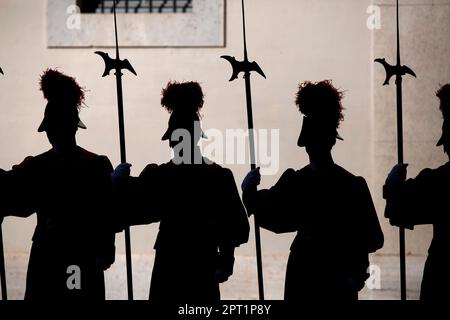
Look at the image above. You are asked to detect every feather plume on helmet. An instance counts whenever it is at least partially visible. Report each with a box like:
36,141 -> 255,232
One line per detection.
160,81 -> 206,141
38,69 -> 87,132
295,80 -> 345,146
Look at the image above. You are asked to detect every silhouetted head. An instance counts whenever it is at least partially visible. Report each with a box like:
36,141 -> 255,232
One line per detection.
436,84 -> 450,154
295,80 -> 344,158
160,81 -> 206,148
38,69 -> 86,152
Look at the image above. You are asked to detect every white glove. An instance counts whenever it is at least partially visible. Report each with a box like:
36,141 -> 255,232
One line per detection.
111,163 -> 132,183
386,163 -> 408,186
241,167 -> 261,192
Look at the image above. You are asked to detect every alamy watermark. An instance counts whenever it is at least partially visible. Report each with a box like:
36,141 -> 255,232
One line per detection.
169,122 -> 280,175
367,5 -> 381,30
366,264 -> 381,290
66,5 -> 81,30
66,265 -> 81,290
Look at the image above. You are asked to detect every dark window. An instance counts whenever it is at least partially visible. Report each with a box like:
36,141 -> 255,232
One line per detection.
76,0 -> 193,13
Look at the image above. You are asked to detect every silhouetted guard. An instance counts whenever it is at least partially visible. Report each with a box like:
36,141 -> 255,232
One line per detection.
221,0 -> 266,300
374,0 -> 416,301
95,0 -> 137,300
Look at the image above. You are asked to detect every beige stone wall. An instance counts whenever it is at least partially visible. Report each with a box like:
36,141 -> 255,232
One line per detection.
0,0 -> 448,263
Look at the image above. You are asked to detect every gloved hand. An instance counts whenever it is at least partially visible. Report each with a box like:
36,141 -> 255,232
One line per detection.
241,167 -> 261,192
386,163 -> 408,186
111,163 -> 132,184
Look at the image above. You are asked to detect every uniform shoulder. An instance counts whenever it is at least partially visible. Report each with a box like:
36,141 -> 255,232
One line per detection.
334,164 -> 357,178
198,162 -> 239,185
199,159 -> 229,173
416,167 -> 434,177
201,157 -> 221,169
281,168 -> 298,178
428,162 -> 450,175
140,163 -> 160,178
271,168 -> 298,186
288,167 -> 300,174
414,165 -> 448,182
78,146 -> 105,160
12,156 -> 36,171
12,150 -> 53,170
207,163 -> 235,180
78,147 -> 112,169
333,165 -> 370,187
144,163 -> 160,170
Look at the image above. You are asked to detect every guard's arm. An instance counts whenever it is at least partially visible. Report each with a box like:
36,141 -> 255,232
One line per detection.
243,169 -> 299,234
0,158 -> 37,218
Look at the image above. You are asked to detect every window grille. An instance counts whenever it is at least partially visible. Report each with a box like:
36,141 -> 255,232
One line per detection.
76,0 -> 193,14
